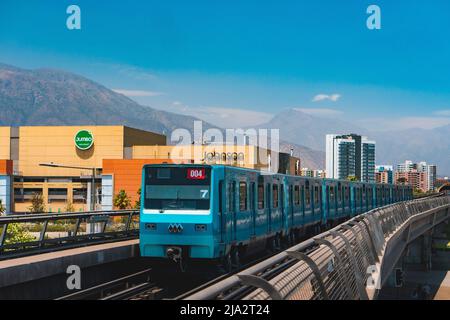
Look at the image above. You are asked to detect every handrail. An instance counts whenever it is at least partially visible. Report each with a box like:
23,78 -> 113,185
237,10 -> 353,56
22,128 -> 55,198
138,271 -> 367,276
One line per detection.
0,210 -> 140,259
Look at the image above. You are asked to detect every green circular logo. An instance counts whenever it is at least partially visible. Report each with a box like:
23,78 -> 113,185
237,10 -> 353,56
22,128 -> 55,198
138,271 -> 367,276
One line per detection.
75,130 -> 94,150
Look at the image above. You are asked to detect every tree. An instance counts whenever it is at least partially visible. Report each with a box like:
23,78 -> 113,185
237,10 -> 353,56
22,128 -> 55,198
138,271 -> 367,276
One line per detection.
413,188 -> 424,198
397,177 -> 407,185
65,200 -> 75,213
0,199 -> 5,215
347,175 -> 358,182
28,192 -> 46,213
134,188 -> 141,210
113,189 -> 131,210
4,223 -> 35,246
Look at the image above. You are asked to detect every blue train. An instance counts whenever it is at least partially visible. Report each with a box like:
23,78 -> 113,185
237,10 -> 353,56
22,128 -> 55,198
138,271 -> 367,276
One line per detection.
139,164 -> 412,269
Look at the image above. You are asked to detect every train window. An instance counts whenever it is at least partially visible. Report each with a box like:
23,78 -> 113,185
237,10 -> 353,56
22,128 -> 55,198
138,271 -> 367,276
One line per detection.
258,183 -> 264,209
338,185 -> 342,202
330,186 -> 335,201
345,186 -> 349,201
144,166 -> 212,211
294,185 -> 300,205
273,184 -> 279,208
239,182 -> 247,211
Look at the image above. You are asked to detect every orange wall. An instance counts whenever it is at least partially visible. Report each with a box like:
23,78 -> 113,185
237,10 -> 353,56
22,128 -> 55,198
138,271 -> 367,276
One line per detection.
103,159 -> 191,207
0,160 -> 13,175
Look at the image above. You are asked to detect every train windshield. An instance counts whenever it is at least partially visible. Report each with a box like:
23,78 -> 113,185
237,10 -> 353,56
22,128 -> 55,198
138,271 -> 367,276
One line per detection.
144,167 -> 211,211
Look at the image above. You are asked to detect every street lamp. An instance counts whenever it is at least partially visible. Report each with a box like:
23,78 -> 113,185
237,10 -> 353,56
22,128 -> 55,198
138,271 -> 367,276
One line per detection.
39,163 -> 99,211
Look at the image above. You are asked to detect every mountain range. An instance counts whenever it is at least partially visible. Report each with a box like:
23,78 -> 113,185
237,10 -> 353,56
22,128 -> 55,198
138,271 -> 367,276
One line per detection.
0,63 -> 448,175
0,63 -> 210,134
255,108 -> 449,176
0,63 -> 323,169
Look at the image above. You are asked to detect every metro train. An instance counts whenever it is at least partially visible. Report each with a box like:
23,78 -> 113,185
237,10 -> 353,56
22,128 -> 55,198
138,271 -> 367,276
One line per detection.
139,164 -> 412,269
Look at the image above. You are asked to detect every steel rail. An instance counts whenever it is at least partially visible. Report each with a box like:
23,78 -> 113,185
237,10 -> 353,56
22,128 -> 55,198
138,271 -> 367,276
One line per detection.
56,268 -> 153,300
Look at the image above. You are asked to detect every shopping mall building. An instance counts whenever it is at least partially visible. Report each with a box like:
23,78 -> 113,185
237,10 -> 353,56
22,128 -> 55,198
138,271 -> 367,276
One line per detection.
0,126 -> 300,214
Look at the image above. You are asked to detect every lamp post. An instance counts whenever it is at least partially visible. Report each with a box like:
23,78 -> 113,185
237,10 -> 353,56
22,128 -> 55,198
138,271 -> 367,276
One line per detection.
39,163 -> 99,211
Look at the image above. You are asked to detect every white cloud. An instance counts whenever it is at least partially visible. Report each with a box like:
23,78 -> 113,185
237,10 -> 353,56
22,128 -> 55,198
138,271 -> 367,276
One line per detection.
113,89 -> 164,97
193,106 -> 273,127
160,104 -> 273,127
433,109 -> 450,116
90,62 -> 158,81
294,108 -> 343,116
358,116 -> 450,131
312,93 -> 341,102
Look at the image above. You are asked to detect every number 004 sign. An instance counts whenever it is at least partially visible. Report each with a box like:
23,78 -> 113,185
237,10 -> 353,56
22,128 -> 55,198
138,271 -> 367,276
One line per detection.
187,168 -> 206,180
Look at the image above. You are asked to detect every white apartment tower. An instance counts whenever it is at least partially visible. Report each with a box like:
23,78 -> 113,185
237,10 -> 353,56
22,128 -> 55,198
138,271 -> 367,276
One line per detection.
326,133 -> 376,183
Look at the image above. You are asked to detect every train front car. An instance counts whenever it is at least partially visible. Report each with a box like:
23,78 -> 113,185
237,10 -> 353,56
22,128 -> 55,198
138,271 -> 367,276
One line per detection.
140,164 -> 221,265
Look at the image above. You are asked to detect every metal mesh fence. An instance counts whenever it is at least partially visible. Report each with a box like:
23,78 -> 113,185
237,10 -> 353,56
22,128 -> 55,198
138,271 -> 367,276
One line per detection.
239,196 -> 450,300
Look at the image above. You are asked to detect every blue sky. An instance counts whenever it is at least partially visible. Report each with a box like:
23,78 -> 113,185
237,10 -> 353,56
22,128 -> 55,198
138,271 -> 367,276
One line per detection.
1,0 -> 450,129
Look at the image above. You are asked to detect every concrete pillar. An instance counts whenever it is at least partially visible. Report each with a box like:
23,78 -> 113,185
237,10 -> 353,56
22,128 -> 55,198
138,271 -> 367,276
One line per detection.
101,175 -> 114,211
422,231 -> 432,271
67,183 -> 73,205
42,182 -> 49,212
0,175 -> 11,214
86,182 -> 91,211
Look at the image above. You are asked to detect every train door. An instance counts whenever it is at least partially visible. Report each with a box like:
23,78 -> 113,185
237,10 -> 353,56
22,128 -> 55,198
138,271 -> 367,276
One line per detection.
325,184 -> 330,221
350,185 -> 356,216
289,184 -> 294,230
266,183 -> 271,233
230,181 -> 237,241
362,185 -> 366,212
250,182 -> 256,237
301,184 -> 306,223
280,183 -> 285,233
219,180 -> 225,243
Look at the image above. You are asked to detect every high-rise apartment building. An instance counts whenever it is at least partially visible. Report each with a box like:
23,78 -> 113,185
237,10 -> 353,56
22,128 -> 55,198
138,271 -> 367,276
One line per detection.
395,160 -> 437,192
300,168 -> 326,178
326,133 -> 376,182
375,165 -> 393,184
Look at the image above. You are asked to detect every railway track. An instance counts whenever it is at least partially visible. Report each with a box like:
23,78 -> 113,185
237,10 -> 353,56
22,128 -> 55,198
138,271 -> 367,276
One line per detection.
55,248 -> 292,300
56,268 -> 164,300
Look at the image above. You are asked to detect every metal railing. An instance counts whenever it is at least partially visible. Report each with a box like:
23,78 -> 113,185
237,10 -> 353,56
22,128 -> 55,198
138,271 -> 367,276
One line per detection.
183,195 -> 450,300
0,210 -> 139,260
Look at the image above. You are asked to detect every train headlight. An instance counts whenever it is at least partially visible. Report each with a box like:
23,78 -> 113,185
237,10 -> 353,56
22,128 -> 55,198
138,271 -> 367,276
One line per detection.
195,224 -> 207,232
145,223 -> 156,230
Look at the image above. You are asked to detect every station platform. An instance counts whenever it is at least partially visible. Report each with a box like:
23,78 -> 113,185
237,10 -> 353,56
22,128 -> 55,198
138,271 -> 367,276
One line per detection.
0,240 -> 140,295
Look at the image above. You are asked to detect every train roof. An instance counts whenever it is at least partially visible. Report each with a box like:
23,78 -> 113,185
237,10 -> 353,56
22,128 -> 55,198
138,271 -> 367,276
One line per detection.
142,163 -> 409,189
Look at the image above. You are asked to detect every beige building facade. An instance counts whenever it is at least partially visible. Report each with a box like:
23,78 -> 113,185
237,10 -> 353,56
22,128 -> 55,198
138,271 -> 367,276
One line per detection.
0,126 -> 165,213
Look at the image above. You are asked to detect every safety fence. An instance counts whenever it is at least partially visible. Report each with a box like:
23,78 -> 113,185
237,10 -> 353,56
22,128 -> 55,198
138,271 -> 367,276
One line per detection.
184,195 -> 450,300
0,210 -> 139,259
